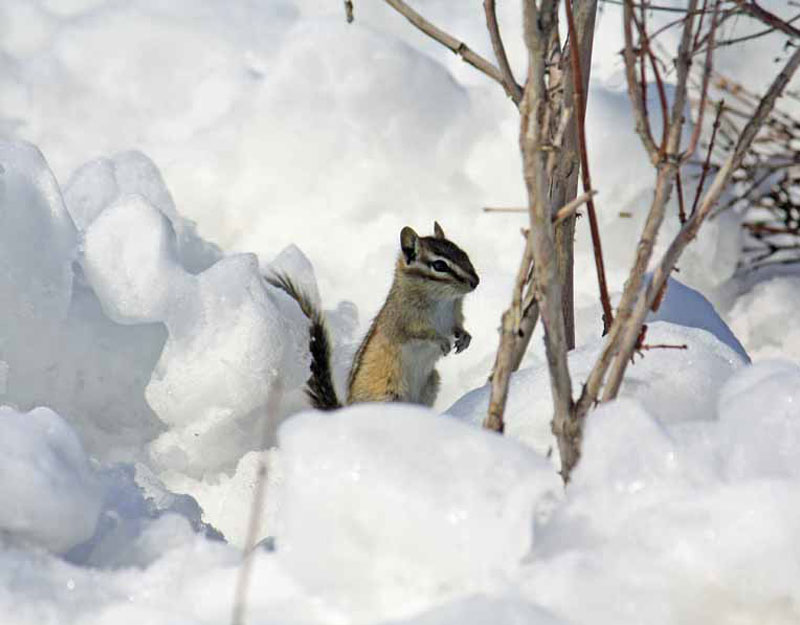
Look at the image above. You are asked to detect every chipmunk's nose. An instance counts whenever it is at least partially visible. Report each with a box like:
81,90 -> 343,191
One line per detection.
469,274 -> 480,290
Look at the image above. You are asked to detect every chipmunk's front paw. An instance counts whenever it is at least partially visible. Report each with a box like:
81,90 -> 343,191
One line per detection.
454,328 -> 471,354
437,335 -> 452,356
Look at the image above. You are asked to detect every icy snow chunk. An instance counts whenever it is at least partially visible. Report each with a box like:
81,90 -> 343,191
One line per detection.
147,254 -> 290,428
727,275 -> 800,362
718,360 -> 800,480
0,405 -> 101,553
66,150 -> 222,273
649,277 -> 749,362
66,463 -> 223,568
448,322 -> 746,459
80,186 -> 301,475
275,404 -> 559,617
0,140 -> 165,465
146,253 -> 303,476
161,449 -> 278,549
82,195 -> 186,323
0,140 -> 77,326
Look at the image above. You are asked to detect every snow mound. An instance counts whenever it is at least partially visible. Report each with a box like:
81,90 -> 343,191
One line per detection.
447,321 -> 747,460
526,389 -> 800,625
718,359 -> 800,480
65,150 -> 221,273
0,140 -> 165,463
275,403 -> 560,619
649,277 -> 749,362
0,140 -> 77,382
82,194 -> 185,323
727,275 -> 800,362
79,190 -> 310,477
0,405 -> 101,553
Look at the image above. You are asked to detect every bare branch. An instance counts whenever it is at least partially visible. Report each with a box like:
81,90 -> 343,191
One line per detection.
603,43 -> 800,400
485,238 -> 534,433
733,0 -> 800,39
521,0 -> 577,482
683,0 -> 719,161
383,0 -> 507,90
691,100 -> 724,216
554,190 -> 597,223
623,0 -> 661,160
483,189 -> 596,219
565,0 -> 613,334
483,0 -> 524,104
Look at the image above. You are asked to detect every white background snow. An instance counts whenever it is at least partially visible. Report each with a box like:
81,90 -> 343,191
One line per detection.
0,1 -> 799,624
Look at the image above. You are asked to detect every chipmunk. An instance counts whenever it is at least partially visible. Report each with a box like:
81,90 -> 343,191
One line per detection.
267,222 -> 479,409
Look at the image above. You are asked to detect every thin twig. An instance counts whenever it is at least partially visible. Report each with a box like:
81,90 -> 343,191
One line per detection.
676,170 -> 687,223
691,100 -> 724,216
733,0 -> 800,39
633,3 -> 670,152
484,189 -> 596,219
683,0 -> 719,161
484,0 -> 523,104
554,190 -> 597,223
231,378 -> 283,625
565,0 -> 613,333
604,43 -> 800,400
623,0 -> 660,160
575,0 -> 699,418
383,0 -> 506,89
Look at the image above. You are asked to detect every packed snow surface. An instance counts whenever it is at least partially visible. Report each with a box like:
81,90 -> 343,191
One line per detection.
0,0 -> 799,623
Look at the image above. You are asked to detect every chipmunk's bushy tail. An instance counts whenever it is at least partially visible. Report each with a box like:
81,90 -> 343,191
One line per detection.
265,273 -> 341,410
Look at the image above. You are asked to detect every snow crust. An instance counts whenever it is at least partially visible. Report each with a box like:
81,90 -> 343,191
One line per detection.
0,0 -> 798,623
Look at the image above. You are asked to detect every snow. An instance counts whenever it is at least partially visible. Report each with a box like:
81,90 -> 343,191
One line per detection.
0,0 -> 798,623
448,321 -> 747,461
727,275 -> 800,362
275,404 -> 560,619
0,406 -> 101,554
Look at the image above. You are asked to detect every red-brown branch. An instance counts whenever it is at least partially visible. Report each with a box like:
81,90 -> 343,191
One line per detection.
690,100 -> 724,216
565,0 -> 614,334
733,0 -> 800,40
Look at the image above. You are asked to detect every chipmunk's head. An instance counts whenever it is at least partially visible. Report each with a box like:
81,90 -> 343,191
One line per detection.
399,222 -> 479,298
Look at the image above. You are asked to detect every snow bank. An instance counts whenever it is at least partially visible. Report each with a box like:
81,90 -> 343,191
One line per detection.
79,190 -> 310,477
275,404 -> 560,619
523,364 -> 800,625
718,359 -> 800,480
448,320 -> 747,460
0,406 -> 101,553
0,140 -> 166,463
727,275 -> 800,362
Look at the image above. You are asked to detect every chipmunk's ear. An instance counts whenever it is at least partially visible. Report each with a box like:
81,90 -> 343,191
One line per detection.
400,226 -> 419,263
433,221 -> 446,240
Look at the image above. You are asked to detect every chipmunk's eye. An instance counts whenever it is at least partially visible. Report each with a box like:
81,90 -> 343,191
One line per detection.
430,260 -> 449,273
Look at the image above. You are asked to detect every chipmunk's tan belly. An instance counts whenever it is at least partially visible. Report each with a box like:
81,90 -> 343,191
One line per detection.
347,333 -> 440,404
